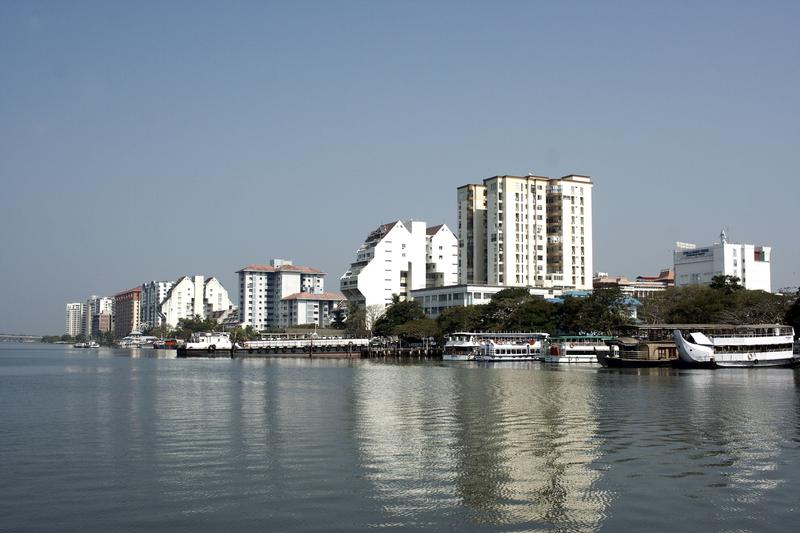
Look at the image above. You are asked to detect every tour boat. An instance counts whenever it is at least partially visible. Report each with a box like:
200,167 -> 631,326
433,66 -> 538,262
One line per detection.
599,337 -> 678,368
471,332 -> 549,362
442,332 -> 481,361
72,341 -> 100,348
673,324 -> 796,368
543,335 -> 613,364
177,332 -> 235,358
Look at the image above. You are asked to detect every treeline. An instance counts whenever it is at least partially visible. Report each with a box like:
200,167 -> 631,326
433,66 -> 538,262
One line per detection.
344,276 -> 800,342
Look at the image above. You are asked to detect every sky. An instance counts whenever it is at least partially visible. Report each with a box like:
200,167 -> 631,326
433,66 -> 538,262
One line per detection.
1,1 -> 799,334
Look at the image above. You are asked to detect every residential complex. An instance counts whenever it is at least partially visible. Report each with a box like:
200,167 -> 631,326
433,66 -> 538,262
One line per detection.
340,220 -> 458,311
65,303 -> 85,336
674,231 -> 771,292
238,259 -> 326,330
159,275 -> 233,327
457,174 -> 593,291
84,295 -> 114,337
278,292 -> 346,328
113,287 -> 141,338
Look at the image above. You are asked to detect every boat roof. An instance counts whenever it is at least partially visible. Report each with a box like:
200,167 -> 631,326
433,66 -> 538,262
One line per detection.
551,335 -> 615,340
449,331 -> 549,338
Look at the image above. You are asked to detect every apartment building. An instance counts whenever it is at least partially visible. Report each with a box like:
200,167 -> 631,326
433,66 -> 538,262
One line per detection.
238,259 -> 326,330
457,174 -> 593,290
140,280 -> 174,329
278,292 -> 346,328
159,275 -> 233,327
340,220 -> 458,312
65,302 -> 85,336
84,295 -> 114,337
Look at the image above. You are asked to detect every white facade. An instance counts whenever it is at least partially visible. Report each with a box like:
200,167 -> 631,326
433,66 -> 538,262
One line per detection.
238,259 -> 326,330
340,221 -> 458,312
674,233 -> 771,292
140,281 -> 174,329
458,174 -> 593,291
278,292 -> 346,327
65,302 -> 85,336
411,284 -> 563,318
160,275 -> 233,327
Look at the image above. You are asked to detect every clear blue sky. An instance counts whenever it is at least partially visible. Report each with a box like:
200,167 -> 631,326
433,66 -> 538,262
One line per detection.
1,1 -> 798,334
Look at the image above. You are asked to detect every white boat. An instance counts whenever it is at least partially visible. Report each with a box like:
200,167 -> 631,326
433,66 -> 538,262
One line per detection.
117,331 -> 158,348
673,324 -> 795,368
471,332 -> 549,362
543,336 -> 613,363
442,332 -> 481,361
72,341 -> 99,348
177,331 -> 235,357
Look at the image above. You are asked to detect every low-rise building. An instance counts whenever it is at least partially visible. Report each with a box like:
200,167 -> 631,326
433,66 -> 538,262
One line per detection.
410,284 -> 564,318
278,291 -> 347,328
593,269 -> 674,298
674,231 -> 771,292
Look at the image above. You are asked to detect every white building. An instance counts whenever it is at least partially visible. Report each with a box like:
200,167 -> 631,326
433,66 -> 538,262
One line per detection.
410,284 -> 564,318
458,174 -> 593,291
140,281 -> 174,329
65,302 -> 85,336
278,292 -> 347,328
238,259 -> 326,330
673,231 -> 771,292
160,275 -> 233,327
340,220 -> 458,312
84,295 -> 114,337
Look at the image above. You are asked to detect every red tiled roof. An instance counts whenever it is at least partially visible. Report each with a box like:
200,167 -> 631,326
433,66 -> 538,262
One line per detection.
114,286 -> 142,297
238,264 -> 325,275
282,291 -> 346,302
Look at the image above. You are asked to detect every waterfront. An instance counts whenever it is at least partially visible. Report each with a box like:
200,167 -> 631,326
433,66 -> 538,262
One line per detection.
2,344 -> 800,532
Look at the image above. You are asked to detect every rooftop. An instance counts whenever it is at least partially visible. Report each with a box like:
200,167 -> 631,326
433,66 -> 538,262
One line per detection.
238,264 -> 325,275
282,291 -> 346,302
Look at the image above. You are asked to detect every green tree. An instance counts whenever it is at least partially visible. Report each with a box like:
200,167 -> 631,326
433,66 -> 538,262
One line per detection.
394,318 -> 441,341
504,297 -> 557,333
175,315 -> 221,340
344,304 -> 368,336
437,305 -> 484,335
331,306 -> 347,329
479,288 -> 533,330
709,275 -> 744,294
784,289 -> 800,339
372,295 -> 425,337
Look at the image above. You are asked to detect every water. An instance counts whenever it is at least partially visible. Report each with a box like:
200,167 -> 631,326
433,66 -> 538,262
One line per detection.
2,344 -> 799,532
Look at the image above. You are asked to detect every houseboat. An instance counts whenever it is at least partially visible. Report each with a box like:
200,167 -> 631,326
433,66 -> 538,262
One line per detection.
673,324 -> 796,368
470,332 -> 550,362
599,324 -> 679,368
543,335 -> 613,364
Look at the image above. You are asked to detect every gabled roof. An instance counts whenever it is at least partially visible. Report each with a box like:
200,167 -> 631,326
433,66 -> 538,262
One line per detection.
426,224 -> 444,235
282,291 -> 346,302
238,264 -> 325,275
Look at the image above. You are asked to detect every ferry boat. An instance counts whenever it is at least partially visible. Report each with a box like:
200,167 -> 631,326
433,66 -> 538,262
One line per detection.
177,332 -> 235,358
73,341 -> 100,348
117,331 -> 158,348
543,335 -> 613,364
673,324 -> 796,368
471,332 -> 549,362
442,332 -> 481,361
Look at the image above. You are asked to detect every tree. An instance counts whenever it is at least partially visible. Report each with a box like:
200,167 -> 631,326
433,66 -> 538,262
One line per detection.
226,325 -> 260,341
504,297 -> 556,333
372,295 -> 425,337
394,318 -> 441,342
175,315 -> 221,340
437,305 -> 484,335
331,306 -> 347,329
365,304 -> 387,332
479,288 -> 533,330
710,275 -> 744,294
345,305 -> 368,336
784,289 -> 800,339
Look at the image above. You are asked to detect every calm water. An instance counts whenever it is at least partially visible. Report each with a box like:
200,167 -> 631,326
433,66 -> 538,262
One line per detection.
2,344 -> 800,532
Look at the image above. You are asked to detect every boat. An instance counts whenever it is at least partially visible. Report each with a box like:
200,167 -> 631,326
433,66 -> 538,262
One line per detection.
117,331 -> 158,348
72,341 -> 100,348
442,332 -> 481,361
543,335 -> 613,363
177,332 -> 235,358
471,332 -> 549,362
600,337 -> 678,367
152,338 -> 178,350
673,324 -> 796,368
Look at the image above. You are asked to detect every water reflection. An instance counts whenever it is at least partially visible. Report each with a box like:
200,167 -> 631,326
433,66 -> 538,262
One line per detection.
354,363 -> 610,529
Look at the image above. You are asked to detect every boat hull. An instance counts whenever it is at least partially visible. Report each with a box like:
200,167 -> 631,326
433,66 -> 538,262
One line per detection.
673,330 -> 797,368
442,354 -> 474,361
597,354 -> 677,368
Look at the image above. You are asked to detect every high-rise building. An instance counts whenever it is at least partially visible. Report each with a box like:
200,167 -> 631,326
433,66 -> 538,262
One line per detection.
340,220 -> 458,311
238,259 -> 326,330
673,231 -> 771,292
84,295 -> 113,337
457,174 -> 593,290
140,281 -> 174,329
159,275 -> 233,327
65,303 -> 85,336
114,287 -> 141,338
